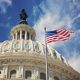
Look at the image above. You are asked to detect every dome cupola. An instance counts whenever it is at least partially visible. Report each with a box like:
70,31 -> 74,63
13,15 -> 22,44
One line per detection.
10,9 -> 36,40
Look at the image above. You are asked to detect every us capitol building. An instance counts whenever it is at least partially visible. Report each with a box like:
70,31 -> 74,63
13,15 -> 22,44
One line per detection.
0,9 -> 80,80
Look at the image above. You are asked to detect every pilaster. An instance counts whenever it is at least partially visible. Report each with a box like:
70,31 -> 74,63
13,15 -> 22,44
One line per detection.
3,66 -> 8,79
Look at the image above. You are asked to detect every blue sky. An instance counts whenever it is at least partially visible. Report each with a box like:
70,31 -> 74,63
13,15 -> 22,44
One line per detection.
0,0 -> 80,73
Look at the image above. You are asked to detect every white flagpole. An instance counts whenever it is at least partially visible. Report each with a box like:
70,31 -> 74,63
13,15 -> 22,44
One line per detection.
44,27 -> 48,80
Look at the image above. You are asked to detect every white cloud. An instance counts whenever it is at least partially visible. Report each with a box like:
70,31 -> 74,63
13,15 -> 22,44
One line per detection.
72,14 -> 80,23
0,0 -> 12,13
68,52 -> 80,73
33,0 -> 80,46
72,0 -> 80,7
33,0 -> 80,73
33,1 -> 73,44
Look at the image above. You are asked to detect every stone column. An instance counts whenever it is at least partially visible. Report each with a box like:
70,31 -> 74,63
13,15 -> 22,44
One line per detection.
49,71 -> 53,80
29,33 -> 31,39
20,30 -> 22,40
12,35 -> 14,40
3,66 -> 8,79
18,66 -> 23,78
16,32 -> 17,40
25,31 -> 27,40
32,68 -> 39,79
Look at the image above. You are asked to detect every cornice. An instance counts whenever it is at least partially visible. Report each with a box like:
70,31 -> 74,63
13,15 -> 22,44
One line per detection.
0,54 -> 79,80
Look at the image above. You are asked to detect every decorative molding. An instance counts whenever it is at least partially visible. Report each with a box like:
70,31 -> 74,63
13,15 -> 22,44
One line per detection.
0,54 -> 79,80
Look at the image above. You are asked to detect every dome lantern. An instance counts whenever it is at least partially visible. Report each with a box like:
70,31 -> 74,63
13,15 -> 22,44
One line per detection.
10,9 -> 36,41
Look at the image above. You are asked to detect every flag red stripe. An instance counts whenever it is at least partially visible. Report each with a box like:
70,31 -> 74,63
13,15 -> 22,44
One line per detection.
57,29 -> 66,35
46,29 -> 72,43
62,31 -> 69,36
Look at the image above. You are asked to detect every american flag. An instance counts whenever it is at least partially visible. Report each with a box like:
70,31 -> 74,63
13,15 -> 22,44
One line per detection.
46,29 -> 73,43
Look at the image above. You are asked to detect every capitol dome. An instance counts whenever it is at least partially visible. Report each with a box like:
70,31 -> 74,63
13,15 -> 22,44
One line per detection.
0,10 -> 80,80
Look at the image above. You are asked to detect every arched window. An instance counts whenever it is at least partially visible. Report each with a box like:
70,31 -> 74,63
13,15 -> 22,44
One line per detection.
40,73 -> 46,80
3,42 -> 9,52
31,35 -> 35,41
22,31 -> 25,39
25,70 -> 31,79
34,43 -> 39,52
24,43 -> 29,49
17,31 -> 20,40
10,70 -> 16,79
54,76 -> 59,80
14,43 -> 19,49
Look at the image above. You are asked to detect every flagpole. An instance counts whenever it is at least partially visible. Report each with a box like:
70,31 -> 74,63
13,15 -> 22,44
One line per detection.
44,27 -> 48,80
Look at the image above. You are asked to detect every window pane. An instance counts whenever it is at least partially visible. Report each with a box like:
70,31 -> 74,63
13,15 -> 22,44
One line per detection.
14,43 -> 19,49
35,44 -> 39,50
24,43 -> 29,49
40,73 -> 46,80
25,70 -> 31,79
17,31 -> 20,40
22,31 -> 25,39
10,70 -> 16,79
